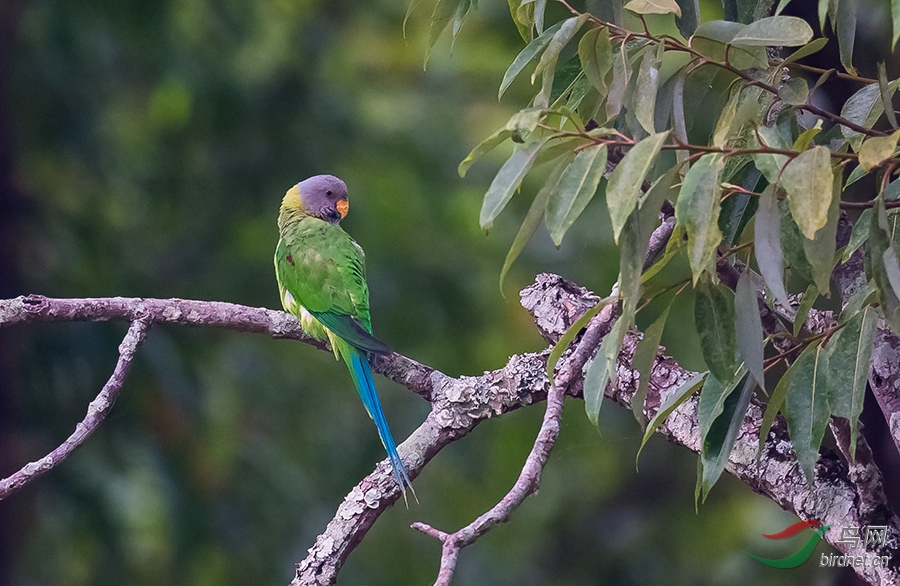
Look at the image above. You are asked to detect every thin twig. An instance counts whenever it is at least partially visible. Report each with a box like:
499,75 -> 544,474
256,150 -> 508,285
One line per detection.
0,318 -> 150,501
411,299 -> 615,586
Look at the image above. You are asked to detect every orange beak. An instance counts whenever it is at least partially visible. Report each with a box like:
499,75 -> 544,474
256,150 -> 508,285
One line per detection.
336,199 -> 349,219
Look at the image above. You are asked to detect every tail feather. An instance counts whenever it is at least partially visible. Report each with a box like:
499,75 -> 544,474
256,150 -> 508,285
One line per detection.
345,348 -> 416,504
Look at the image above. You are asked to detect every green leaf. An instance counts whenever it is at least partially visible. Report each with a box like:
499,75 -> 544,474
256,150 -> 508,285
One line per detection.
780,146 -> 833,240
507,0 -> 532,42
499,154 -> 572,294
695,277 -> 737,383
758,351 -> 793,453
480,140 -> 546,231
735,270 -> 766,392
638,371 -> 707,460
689,21 -> 768,70
607,131 -> 670,243
698,369 -> 753,501
818,0 -> 829,33
779,77 -> 809,106
620,165 -> 681,314
841,83 -> 896,151
545,144 -> 608,246
754,185 -> 792,310
800,166 -> 840,292
459,127 -> 513,178
449,0 -> 473,51
534,0 -> 547,34
675,153 -> 725,282
578,27 -> 613,95
826,305 -> 877,461
624,0 -> 682,16
635,43 -> 664,134
780,198 -> 815,287
506,107 -> 548,143
499,21 -> 564,100
836,0 -> 858,75
425,0 -> 463,67
606,39 -> 631,121
893,0 -> 900,50
878,62 -> 898,129
793,283 -> 819,337
791,121 -> 822,152
841,208 -> 872,263
546,295 -> 616,384
584,314 -> 630,426
858,130 -> 900,171
751,125 -> 789,185
782,342 -> 830,483
631,305 -> 671,429
870,196 -> 900,335
534,14 -> 590,108
781,38 -> 828,65
730,16 -> 814,47
712,86 -> 741,149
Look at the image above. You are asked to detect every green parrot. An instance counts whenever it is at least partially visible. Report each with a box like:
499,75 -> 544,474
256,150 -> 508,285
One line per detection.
274,174 -> 414,502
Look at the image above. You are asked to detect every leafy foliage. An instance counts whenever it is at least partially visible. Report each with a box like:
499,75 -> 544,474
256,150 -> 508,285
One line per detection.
438,0 -> 900,494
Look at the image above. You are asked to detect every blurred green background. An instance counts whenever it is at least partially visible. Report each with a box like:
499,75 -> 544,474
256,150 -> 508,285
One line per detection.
0,0 -> 877,584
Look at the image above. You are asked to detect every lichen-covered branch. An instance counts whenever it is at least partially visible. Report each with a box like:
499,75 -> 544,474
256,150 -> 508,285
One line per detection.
2,265 -> 898,586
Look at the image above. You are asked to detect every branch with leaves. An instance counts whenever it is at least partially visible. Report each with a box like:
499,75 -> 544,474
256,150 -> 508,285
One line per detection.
3,260 -> 899,584
429,0 -> 900,518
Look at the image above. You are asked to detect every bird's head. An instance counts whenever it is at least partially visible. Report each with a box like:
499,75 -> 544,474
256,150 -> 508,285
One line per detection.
286,174 -> 349,224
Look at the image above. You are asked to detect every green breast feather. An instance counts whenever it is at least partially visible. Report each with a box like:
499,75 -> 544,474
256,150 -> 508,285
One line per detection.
275,216 -> 390,355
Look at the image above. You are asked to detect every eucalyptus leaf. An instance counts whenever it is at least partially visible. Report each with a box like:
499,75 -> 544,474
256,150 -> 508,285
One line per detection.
607,131 -> 670,243
836,0 -> 858,75
735,270 -> 766,392
779,77 -> 809,106
499,154 -> 572,294
698,370 -> 753,501
754,185 -> 792,311
638,371 -> 707,461
858,130 -> 900,171
870,196 -> 900,335
780,146 -> 833,240
546,144 -> 608,245
480,141 -> 546,231
499,21 -> 564,100
800,166 -> 840,292
695,277 -> 737,384
841,83 -> 895,151
624,0 -> 682,16
631,305 -> 671,429
578,27 -> 613,94
459,127 -> 514,177
782,342 -> 830,483
635,43 -> 664,134
584,315 -> 630,427
826,305 -> 877,461
674,153 -> 725,282
730,16 -> 814,47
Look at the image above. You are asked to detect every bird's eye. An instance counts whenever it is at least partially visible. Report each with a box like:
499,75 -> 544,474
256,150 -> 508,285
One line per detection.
326,190 -> 333,196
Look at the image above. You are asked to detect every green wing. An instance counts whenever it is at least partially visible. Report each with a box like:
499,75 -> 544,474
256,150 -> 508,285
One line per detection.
275,217 -> 390,354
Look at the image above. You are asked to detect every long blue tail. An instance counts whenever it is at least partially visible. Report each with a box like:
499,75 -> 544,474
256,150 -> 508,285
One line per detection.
345,349 -> 415,503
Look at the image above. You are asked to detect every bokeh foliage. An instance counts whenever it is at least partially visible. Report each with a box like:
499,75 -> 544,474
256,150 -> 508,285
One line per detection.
0,0 -> 875,584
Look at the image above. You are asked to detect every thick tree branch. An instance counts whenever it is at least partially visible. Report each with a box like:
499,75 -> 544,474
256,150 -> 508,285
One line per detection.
2,263 -> 899,586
